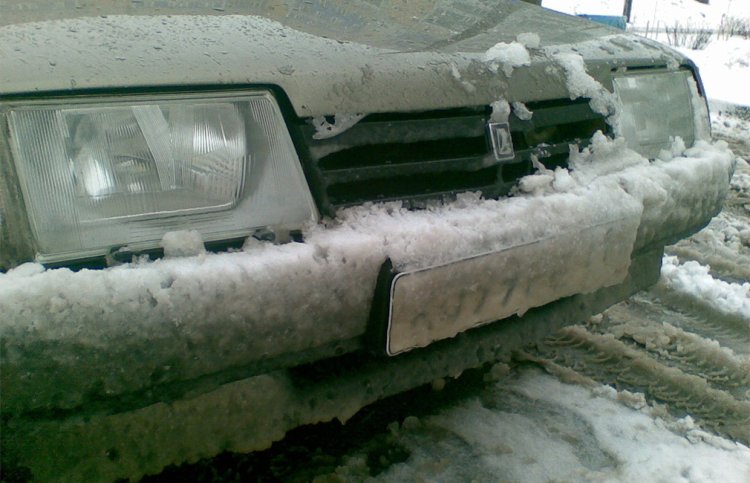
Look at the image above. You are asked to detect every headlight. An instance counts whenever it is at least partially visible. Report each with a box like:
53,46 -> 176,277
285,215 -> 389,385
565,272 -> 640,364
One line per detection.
613,70 -> 710,159
2,91 -> 317,265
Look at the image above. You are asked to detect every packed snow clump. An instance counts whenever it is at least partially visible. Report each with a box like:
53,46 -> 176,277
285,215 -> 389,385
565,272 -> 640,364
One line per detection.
656,137 -> 688,162
516,131 -> 646,195
511,101 -> 533,121
161,230 -> 206,258
553,52 -> 619,119
483,41 -> 531,77
490,99 -> 511,123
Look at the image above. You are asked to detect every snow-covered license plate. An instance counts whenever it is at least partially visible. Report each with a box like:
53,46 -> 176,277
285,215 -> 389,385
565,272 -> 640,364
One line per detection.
385,219 -> 638,356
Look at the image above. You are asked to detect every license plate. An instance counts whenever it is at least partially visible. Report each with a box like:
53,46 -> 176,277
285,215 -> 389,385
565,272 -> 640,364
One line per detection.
385,218 -> 638,355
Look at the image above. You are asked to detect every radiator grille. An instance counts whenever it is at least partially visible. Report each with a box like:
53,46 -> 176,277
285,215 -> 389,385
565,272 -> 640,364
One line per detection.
295,100 -> 607,216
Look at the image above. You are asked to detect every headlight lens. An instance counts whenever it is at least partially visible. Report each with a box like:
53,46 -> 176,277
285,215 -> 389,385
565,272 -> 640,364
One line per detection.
6,91 -> 317,263
613,70 -> 710,159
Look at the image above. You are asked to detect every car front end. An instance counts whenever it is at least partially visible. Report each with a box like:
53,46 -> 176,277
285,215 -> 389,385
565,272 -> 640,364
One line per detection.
0,2 -> 736,480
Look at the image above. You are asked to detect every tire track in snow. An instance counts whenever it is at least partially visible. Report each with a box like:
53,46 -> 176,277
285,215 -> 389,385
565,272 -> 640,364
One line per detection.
627,292 -> 750,357
601,304 -> 750,399
529,325 -> 750,445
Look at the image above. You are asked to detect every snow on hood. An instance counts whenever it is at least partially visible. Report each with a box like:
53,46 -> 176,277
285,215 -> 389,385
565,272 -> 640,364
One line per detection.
0,0 -> 613,50
0,4 -> 687,116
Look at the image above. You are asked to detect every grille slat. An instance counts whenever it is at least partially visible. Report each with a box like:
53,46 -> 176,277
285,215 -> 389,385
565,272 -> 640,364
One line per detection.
520,102 -> 603,129
515,143 -> 573,161
327,167 -> 501,208
316,136 -> 489,170
322,155 -> 496,185
296,99 -> 606,215
304,114 -> 488,166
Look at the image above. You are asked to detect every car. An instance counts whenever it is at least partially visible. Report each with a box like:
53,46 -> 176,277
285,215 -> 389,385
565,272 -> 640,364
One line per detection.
0,1 -> 736,480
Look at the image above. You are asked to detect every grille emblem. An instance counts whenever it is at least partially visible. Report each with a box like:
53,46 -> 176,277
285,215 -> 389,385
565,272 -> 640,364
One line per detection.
488,122 -> 514,161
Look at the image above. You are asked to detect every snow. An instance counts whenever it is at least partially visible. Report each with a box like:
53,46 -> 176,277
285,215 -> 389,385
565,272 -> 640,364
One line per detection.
517,154 -> 576,195
3,2 -> 750,478
161,230 -> 206,258
483,41 -> 531,77
511,101 -> 533,121
659,256 -> 750,321
678,38 -> 750,107
657,136 -> 688,162
348,368 -> 750,483
552,52 -> 618,118
568,131 -> 646,181
713,110 -> 750,147
450,62 -> 477,93
733,168 -> 750,194
490,99 -> 511,123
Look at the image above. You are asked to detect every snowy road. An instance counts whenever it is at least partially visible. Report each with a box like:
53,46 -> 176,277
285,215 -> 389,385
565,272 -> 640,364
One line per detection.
145,115 -> 750,482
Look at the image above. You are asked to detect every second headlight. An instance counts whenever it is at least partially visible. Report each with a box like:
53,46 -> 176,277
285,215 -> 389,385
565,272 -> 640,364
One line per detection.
613,70 -> 710,159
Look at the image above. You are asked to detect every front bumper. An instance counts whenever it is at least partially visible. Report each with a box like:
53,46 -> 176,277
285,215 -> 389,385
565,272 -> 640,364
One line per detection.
0,138 -> 735,418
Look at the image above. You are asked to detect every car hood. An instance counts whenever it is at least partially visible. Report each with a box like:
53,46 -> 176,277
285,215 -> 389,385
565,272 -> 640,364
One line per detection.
0,1 -> 686,117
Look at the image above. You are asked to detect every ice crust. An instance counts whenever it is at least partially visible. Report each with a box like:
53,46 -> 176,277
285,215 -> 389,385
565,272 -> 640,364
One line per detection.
0,136 -> 735,413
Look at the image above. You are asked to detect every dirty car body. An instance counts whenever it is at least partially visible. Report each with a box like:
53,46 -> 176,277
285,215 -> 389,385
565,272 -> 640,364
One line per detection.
0,1 -> 735,480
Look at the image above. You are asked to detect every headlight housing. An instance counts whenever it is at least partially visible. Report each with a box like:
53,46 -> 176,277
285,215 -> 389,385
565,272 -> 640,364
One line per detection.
613,70 -> 710,159
1,91 -> 317,266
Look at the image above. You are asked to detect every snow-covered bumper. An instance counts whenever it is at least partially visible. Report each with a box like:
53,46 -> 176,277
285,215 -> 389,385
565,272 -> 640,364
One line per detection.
0,136 -> 736,417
